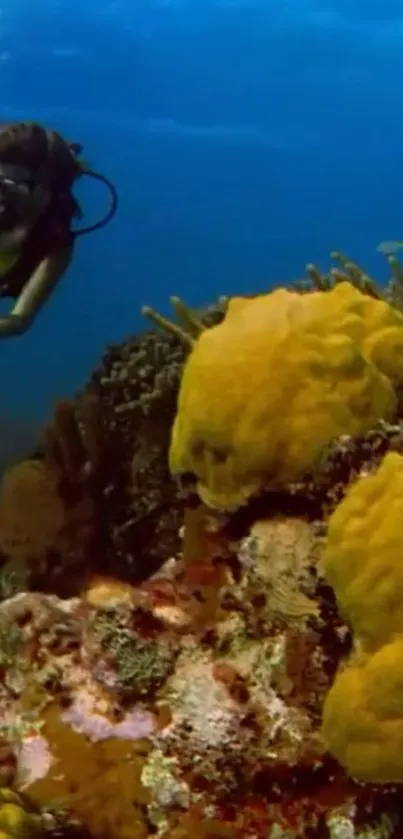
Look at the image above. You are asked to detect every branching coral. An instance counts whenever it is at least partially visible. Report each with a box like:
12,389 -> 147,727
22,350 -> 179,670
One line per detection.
294,249 -> 403,311
142,295 -> 227,346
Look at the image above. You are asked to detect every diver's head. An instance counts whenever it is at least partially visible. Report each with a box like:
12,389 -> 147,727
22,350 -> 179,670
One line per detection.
0,122 -> 118,245
0,122 -> 82,247
0,162 -> 51,248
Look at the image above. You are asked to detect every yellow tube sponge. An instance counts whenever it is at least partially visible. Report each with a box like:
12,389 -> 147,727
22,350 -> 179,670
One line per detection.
322,639 -> 403,782
321,451 -> 403,653
0,789 -> 42,837
169,282 -> 402,509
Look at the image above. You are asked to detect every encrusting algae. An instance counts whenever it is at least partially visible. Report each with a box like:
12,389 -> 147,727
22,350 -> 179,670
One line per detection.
0,247 -> 403,837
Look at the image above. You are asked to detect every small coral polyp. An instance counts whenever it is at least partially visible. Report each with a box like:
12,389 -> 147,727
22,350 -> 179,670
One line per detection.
169,282 -> 403,509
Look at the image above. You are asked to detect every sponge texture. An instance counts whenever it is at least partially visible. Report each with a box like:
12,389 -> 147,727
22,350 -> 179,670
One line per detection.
170,283 -> 402,509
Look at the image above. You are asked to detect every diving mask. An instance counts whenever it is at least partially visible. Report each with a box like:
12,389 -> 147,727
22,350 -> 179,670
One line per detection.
0,163 -> 47,231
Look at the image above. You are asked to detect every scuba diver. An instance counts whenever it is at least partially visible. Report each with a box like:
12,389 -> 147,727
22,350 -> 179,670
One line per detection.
0,121 -> 118,336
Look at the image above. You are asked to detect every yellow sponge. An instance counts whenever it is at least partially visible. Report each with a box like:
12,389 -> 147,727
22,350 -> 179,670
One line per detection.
322,639 -> 403,783
170,282 -> 402,509
0,790 -> 42,837
321,452 -> 403,781
321,451 -> 403,653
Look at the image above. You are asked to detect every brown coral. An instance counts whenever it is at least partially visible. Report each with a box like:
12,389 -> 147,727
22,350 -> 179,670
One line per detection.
0,328 -> 195,593
25,705 -> 151,839
0,458 -> 92,595
0,460 -> 65,566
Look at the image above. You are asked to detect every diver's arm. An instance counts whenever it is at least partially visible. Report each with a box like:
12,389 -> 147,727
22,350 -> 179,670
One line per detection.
0,244 -> 73,336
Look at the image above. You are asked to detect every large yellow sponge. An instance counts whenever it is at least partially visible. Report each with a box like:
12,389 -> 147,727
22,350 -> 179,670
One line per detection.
322,451 -> 403,653
169,282 -> 403,509
321,452 -> 403,781
322,639 -> 403,783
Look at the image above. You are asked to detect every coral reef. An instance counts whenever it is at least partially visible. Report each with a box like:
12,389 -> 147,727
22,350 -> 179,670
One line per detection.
0,251 -> 403,836
0,493 -> 399,838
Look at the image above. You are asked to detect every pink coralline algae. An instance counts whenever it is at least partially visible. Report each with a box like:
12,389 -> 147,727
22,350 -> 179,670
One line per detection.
15,734 -> 54,790
61,695 -> 155,742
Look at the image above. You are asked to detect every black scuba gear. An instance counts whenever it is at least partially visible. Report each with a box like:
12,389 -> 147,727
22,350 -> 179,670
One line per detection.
0,159 -> 118,236
0,123 -> 119,336
0,162 -> 41,230
72,169 -> 118,236
0,127 -> 118,302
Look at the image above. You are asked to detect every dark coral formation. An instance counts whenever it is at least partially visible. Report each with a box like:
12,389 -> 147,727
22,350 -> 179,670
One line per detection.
0,300 -> 228,598
224,419 -> 403,535
82,330 -> 188,580
0,332 -> 190,595
290,419 -> 403,511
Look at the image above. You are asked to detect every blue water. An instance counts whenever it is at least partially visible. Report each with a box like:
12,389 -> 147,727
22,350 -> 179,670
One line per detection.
0,0 -> 402,430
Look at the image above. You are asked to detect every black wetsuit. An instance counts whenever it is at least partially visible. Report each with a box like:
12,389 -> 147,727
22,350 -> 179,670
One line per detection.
0,189 -> 78,299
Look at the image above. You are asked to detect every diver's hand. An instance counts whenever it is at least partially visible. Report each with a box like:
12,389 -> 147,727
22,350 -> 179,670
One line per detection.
0,313 -> 31,336
0,245 -> 73,338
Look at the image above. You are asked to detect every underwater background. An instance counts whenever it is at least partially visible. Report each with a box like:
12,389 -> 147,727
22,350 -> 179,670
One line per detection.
0,0 -> 401,433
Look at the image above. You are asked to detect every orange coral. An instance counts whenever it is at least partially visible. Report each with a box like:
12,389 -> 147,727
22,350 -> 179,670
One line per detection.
0,398 -> 106,594
0,457 -> 93,594
0,460 -> 66,570
25,705 -> 150,839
